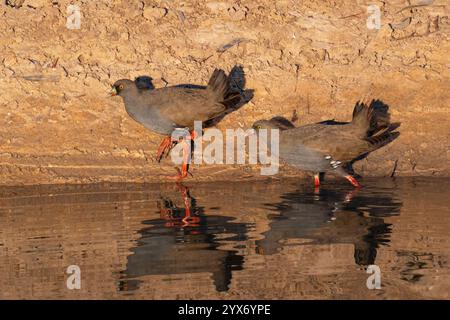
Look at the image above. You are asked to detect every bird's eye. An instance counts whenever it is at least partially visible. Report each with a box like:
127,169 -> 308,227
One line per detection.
119,84 -> 124,90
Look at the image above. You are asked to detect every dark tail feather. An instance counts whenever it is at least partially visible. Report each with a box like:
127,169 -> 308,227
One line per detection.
366,128 -> 400,151
207,69 -> 228,96
352,99 -> 391,138
222,92 -> 242,108
207,68 -> 241,108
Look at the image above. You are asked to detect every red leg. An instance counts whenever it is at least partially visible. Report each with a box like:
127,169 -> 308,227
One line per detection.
180,186 -> 196,226
167,139 -> 191,181
314,173 -> 320,194
345,175 -> 362,188
157,130 -> 196,163
156,136 -> 173,162
314,173 -> 320,187
169,183 -> 199,227
190,130 -> 198,140
165,129 -> 198,180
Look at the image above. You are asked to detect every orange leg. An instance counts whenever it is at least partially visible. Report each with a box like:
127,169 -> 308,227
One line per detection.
156,136 -> 173,162
165,130 -> 198,181
190,130 -> 198,140
172,183 -> 200,227
314,173 -> 320,194
175,183 -> 200,227
167,139 -> 191,181
158,130 -> 197,164
180,185 -> 199,227
314,173 -> 320,187
345,175 -> 362,188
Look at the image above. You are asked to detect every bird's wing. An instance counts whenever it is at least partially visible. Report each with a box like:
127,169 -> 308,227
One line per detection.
303,133 -> 372,162
281,126 -> 372,164
288,123 -> 338,139
279,133 -> 331,171
143,87 -> 226,128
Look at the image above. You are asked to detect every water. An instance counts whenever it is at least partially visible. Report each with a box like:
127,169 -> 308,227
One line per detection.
0,177 -> 449,299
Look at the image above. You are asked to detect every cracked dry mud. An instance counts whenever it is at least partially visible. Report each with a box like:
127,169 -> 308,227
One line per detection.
0,0 -> 449,185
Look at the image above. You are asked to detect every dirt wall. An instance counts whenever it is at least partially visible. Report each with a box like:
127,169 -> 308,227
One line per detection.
0,0 -> 449,185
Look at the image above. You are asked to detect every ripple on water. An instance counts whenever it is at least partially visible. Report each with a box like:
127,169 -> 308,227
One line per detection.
0,177 -> 449,299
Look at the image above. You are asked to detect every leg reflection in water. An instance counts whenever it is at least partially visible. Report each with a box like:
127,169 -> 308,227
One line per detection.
256,186 -> 401,267
157,183 -> 201,228
119,183 -> 248,293
119,181 -> 401,295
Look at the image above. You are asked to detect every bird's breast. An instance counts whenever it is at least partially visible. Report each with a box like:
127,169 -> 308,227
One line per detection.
123,101 -> 175,135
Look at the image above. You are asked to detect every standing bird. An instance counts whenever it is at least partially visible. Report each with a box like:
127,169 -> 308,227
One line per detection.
252,100 -> 399,187
111,69 -> 240,180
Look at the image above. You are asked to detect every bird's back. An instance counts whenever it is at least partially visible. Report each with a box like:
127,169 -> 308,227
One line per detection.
123,86 -> 226,134
120,68 -> 240,135
268,100 -> 397,173
279,122 -> 371,171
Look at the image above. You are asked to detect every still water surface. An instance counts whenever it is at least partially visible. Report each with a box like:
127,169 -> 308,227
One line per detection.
0,177 -> 449,299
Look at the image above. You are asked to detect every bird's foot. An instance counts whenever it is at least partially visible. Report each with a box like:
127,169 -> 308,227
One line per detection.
182,216 -> 200,227
166,165 -> 193,181
165,137 -> 193,181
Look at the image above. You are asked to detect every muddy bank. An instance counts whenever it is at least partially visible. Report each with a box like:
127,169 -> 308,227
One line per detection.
0,1 -> 449,185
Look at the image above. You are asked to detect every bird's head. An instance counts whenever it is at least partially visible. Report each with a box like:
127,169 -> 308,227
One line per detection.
252,119 -> 283,131
251,117 -> 295,136
245,119 -> 282,138
110,79 -> 135,97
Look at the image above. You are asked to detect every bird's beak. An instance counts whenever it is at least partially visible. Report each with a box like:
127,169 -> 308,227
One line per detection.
110,86 -> 117,96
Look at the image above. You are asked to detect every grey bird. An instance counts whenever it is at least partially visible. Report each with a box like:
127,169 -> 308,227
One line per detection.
252,100 -> 400,187
111,69 -> 240,180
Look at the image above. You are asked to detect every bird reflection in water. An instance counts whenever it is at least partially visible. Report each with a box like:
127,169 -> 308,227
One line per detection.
257,186 -> 401,266
119,183 -> 249,293
119,181 -> 402,294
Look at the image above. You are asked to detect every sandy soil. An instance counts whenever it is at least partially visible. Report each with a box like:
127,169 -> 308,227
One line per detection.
0,0 -> 449,185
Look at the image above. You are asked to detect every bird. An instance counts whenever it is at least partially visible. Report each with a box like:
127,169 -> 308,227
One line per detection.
111,69 -> 240,180
252,100 -> 399,187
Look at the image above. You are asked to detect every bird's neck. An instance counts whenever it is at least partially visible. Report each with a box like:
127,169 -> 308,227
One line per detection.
123,90 -> 148,114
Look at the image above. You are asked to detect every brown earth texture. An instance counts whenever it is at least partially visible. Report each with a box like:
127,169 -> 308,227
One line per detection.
0,0 -> 449,185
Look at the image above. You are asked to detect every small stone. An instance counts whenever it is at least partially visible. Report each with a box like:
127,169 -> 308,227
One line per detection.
228,5 -> 248,20
23,0 -> 46,8
6,0 -> 25,8
77,54 -> 86,64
